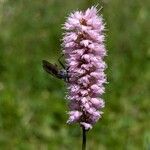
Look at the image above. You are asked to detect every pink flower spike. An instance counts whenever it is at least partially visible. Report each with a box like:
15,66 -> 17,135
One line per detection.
63,6 -> 107,130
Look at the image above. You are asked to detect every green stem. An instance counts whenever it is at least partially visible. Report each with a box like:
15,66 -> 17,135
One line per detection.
82,127 -> 86,150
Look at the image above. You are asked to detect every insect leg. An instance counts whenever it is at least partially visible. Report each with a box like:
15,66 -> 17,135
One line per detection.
58,54 -> 66,69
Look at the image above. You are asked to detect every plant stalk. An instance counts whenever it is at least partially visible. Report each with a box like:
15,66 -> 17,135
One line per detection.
82,127 -> 86,150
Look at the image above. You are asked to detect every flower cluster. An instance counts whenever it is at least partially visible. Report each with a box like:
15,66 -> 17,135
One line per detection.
62,6 -> 107,130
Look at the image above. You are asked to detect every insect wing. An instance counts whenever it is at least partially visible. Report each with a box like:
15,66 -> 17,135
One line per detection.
42,60 -> 61,79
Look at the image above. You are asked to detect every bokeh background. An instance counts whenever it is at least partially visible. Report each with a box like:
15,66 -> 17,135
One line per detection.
0,0 -> 149,149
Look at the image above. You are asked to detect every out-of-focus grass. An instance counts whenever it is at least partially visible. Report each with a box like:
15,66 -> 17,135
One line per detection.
0,0 -> 149,149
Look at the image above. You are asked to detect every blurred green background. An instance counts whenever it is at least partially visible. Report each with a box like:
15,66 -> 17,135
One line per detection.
0,0 -> 149,149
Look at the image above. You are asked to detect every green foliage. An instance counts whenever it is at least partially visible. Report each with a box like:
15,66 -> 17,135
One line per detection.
0,0 -> 149,149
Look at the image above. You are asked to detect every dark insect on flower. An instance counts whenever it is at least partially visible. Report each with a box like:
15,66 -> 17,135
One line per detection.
42,60 -> 69,82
